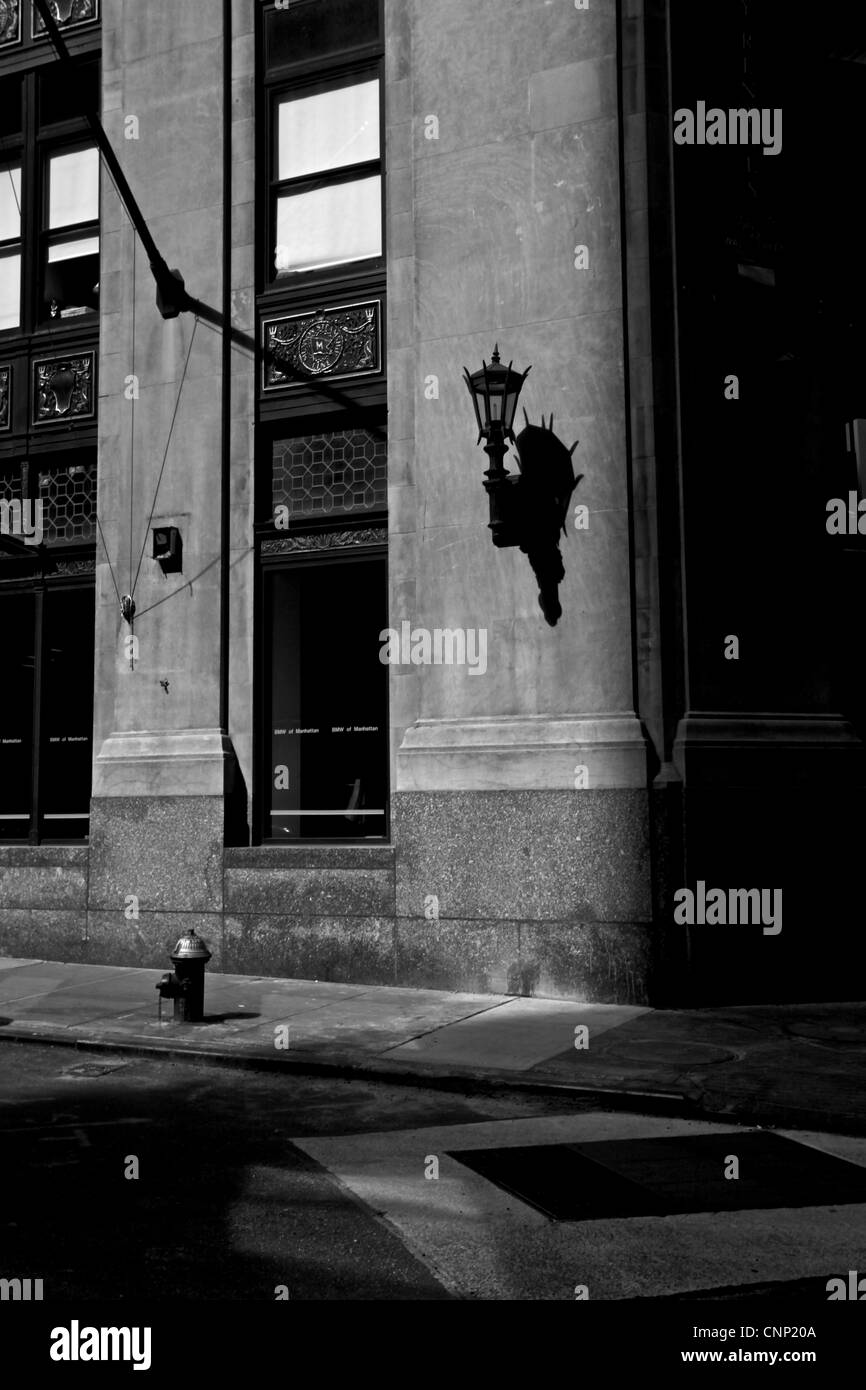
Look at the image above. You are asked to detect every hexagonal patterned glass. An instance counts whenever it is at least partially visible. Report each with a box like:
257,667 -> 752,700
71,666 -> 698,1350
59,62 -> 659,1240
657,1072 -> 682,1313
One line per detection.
37,458 -> 96,543
0,464 -> 23,508
272,429 -> 387,520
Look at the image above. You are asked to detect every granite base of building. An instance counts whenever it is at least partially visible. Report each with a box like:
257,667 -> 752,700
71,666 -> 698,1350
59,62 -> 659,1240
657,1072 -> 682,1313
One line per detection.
0,789 -> 657,1004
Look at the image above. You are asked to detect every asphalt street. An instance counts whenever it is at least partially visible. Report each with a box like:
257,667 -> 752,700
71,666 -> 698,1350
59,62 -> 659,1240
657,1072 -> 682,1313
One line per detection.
2,1042 -> 865,1302
0,1042 -> 580,1301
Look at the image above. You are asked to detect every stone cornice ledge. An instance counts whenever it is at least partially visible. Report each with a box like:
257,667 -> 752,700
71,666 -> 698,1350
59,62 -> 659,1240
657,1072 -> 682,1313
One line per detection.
396,714 -> 649,791
93,729 -> 235,798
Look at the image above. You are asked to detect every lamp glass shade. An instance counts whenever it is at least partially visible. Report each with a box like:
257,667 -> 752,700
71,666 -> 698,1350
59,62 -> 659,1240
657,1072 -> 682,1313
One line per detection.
463,348 -> 530,438
464,373 -> 485,433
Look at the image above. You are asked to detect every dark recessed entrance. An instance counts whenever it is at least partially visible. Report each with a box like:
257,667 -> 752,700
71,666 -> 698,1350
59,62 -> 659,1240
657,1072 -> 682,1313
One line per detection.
447,1132 -> 866,1222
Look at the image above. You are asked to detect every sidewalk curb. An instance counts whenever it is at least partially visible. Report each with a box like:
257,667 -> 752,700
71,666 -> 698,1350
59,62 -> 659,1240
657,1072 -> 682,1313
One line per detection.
0,1021 -> 695,1111
2,1022 -> 861,1135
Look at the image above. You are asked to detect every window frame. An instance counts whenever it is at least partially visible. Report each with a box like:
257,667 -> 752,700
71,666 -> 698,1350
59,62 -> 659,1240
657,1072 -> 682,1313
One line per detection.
253,0 -> 390,848
0,566 -> 96,845
0,51 -> 101,344
0,7 -> 100,845
265,57 -> 385,293
255,542 -> 390,847
0,161 -> 23,333
0,445 -> 97,844
257,0 -> 385,304
39,136 -> 100,323
253,410 -> 389,846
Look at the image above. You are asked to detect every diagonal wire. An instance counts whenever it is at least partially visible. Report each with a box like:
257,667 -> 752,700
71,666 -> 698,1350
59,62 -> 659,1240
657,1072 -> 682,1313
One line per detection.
130,315 -> 199,600
95,514 -> 123,608
4,162 -> 21,219
128,232 -> 137,594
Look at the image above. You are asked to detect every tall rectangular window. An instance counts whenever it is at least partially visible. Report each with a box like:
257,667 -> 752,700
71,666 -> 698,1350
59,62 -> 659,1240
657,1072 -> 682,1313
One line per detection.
40,585 -> 95,838
43,143 -> 100,320
0,0 -> 99,845
272,74 -> 382,278
0,582 -> 94,842
0,53 -> 101,339
0,592 -> 35,840
264,556 -> 388,840
0,450 -> 96,842
0,165 -> 22,331
256,1 -> 387,846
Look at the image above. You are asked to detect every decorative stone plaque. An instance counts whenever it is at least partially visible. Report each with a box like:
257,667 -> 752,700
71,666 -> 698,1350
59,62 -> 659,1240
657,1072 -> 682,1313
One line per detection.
263,300 -> 381,392
0,1 -> 21,47
32,0 -> 98,38
32,353 -> 95,425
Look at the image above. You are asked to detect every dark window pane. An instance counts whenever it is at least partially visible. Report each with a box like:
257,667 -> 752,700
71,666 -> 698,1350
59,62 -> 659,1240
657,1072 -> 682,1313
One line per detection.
265,0 -> 379,70
0,593 -> 35,839
265,558 -> 388,840
272,429 -> 387,520
40,586 -> 94,839
39,58 -> 100,126
0,75 -> 23,138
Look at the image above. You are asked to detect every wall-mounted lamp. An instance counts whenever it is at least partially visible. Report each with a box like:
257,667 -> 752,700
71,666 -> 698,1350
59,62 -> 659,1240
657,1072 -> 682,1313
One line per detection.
463,346 -> 582,626
152,525 -> 182,574
462,345 -> 531,547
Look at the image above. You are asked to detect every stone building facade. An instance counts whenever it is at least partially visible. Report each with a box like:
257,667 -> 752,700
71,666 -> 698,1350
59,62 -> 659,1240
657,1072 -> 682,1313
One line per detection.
1,0 -> 862,1005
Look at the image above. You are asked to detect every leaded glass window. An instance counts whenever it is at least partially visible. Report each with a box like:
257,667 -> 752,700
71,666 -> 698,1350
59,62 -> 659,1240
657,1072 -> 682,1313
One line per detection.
0,453 -> 95,549
36,457 -> 96,542
272,428 -> 387,521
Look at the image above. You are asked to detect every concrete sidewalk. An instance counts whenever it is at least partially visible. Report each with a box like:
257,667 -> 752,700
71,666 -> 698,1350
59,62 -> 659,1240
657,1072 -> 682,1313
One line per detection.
0,955 -> 864,1134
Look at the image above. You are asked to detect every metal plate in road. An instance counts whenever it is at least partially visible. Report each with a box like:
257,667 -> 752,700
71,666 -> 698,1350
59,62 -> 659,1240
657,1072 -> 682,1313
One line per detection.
447,1131 -> 866,1221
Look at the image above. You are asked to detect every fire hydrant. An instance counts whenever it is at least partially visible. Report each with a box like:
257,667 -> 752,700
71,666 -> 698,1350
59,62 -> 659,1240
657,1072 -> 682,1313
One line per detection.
155,928 -> 212,1023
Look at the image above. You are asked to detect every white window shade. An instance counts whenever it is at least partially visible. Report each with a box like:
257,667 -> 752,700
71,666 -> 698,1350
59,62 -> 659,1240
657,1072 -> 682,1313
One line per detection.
49,147 -> 99,229
48,235 -> 100,263
278,79 -> 379,180
276,176 -> 381,273
0,252 -> 21,330
0,167 -> 21,242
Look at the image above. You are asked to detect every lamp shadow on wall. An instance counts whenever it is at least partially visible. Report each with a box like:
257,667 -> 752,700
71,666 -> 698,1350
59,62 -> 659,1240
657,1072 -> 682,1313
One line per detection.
507,415 -> 583,628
